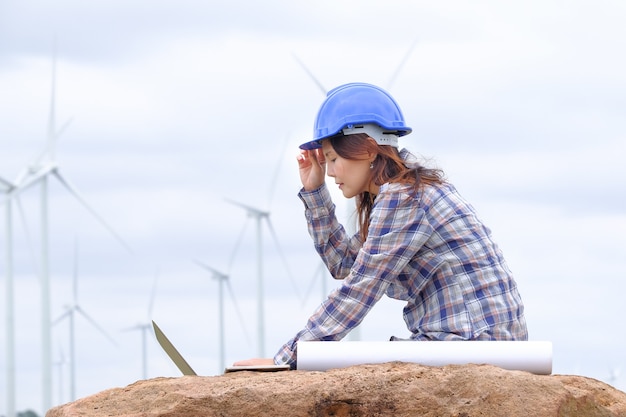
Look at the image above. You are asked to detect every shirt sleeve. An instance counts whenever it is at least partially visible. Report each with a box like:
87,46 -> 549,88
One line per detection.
298,184 -> 361,279
274,184 -> 434,368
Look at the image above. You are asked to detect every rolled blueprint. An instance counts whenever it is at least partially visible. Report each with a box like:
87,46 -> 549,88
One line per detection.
297,341 -> 552,375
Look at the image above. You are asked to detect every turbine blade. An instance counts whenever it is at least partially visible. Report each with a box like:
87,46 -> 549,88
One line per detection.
267,132 -> 290,209
72,237 -> 79,304
75,306 -> 117,346
193,259 -> 227,280
124,323 -> 148,332
34,40 -> 71,167
0,176 -> 14,191
56,117 -> 73,140
225,199 -> 270,217
12,167 -> 32,190
11,163 -> 56,194
265,217 -> 302,302
292,52 -> 327,95
227,217 -> 250,274
40,117 -> 74,163
46,41 -> 57,159
387,37 -> 418,91
52,169 -> 134,255
120,323 -> 148,333
302,262 -> 326,307
51,308 -> 72,326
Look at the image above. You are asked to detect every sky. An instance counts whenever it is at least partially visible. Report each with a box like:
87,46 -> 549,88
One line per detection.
1,0 -> 625,414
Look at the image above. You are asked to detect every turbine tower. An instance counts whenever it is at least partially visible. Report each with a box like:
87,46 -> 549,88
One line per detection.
1,176 -> 16,417
9,42 -> 132,412
123,270 -> 159,380
53,239 -> 117,401
194,261 -> 228,371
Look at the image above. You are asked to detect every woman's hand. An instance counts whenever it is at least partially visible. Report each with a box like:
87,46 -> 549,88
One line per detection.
297,149 -> 326,191
232,358 -> 275,366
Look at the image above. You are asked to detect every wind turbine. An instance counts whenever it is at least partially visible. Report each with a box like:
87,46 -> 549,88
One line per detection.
607,367 -> 621,387
8,42 -> 132,412
1,176 -> 16,417
194,260 -> 250,372
52,238 -> 117,401
123,270 -> 159,380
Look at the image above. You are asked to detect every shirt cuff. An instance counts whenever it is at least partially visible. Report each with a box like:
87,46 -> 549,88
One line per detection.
298,183 -> 334,220
273,338 -> 298,370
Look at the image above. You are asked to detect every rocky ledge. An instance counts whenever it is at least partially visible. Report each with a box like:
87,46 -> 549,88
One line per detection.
46,362 -> 626,417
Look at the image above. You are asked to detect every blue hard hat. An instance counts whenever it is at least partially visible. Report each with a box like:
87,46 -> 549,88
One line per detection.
299,82 -> 412,150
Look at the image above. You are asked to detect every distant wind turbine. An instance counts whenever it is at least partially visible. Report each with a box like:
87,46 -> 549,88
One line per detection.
607,367 -> 621,386
52,238 -> 117,401
194,260 -> 250,372
8,41 -> 133,411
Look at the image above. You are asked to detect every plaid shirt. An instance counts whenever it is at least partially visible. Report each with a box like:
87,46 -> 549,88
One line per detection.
274,156 -> 527,368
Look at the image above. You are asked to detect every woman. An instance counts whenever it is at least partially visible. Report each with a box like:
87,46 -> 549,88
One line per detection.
235,82 -> 527,369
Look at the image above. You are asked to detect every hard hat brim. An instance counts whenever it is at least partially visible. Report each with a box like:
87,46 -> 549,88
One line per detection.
299,139 -> 323,150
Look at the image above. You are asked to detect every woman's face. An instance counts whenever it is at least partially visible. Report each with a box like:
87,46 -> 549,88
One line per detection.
322,140 -> 376,198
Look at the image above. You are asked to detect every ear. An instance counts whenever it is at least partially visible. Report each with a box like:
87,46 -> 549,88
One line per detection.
365,137 -> 379,163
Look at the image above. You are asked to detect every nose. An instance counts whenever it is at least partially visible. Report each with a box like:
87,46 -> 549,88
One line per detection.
326,164 -> 335,177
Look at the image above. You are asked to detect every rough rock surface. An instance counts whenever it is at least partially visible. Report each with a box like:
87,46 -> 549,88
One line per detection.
47,362 -> 626,417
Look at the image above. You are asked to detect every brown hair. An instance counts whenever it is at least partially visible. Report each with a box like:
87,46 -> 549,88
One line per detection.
328,133 -> 445,241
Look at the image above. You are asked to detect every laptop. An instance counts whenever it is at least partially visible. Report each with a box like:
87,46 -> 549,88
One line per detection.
152,320 -> 290,375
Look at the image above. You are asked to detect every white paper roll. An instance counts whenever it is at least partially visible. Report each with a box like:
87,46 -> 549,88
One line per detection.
297,341 -> 552,375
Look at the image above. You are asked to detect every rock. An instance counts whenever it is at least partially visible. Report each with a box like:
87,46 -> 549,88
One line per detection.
46,362 -> 626,417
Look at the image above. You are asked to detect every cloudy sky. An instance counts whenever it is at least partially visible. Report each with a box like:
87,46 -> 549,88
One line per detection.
1,0 -> 625,414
